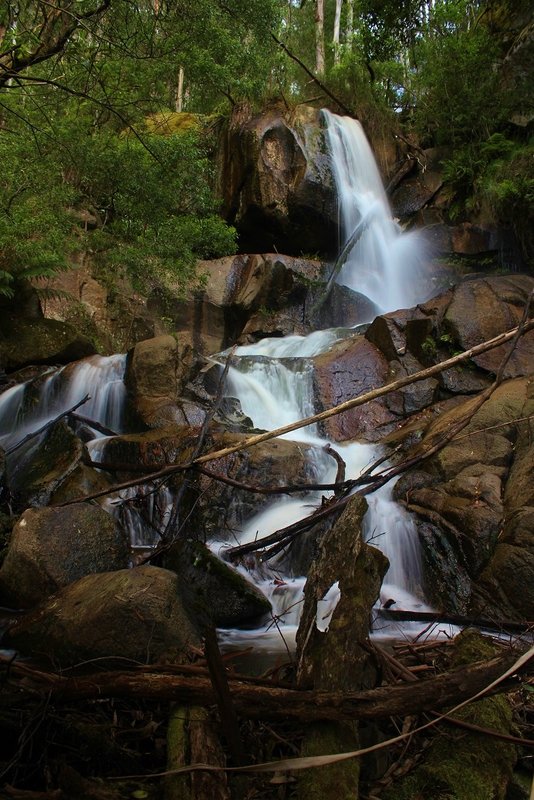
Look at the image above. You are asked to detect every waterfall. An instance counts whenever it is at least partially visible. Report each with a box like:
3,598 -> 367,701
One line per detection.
0,110 -> 439,654
323,110 -> 424,314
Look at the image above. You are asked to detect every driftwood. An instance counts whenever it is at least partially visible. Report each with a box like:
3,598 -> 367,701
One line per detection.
57,317 -> 534,508
2,649 -> 531,723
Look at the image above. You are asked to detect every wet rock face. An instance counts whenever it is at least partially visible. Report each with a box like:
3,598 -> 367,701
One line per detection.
0,504 -> 129,608
217,105 -> 338,256
191,431 -> 321,541
313,335 -> 397,442
4,566 -> 201,667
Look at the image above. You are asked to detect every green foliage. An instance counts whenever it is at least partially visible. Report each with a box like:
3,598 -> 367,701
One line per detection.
411,2 -> 507,146
440,133 -> 534,261
0,134 -> 73,297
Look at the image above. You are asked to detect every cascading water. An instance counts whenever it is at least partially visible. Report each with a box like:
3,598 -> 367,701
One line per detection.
0,354 -> 127,454
215,112 -> 434,651
323,110 -> 425,314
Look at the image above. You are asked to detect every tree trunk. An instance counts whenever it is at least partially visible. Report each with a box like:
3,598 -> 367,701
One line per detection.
315,0 -> 325,75
3,650 -> 528,723
333,0 -> 342,64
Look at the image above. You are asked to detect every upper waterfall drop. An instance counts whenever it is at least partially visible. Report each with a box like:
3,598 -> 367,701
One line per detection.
323,110 -> 424,315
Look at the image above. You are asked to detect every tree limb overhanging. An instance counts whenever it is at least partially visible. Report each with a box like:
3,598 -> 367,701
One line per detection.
0,1 -> 112,90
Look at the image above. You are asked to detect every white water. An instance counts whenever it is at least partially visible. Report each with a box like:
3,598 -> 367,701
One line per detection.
323,110 -> 425,314
216,328 -> 430,654
216,113 -> 438,652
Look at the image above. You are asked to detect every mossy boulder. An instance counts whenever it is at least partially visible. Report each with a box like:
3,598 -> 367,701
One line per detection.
0,504 -> 129,608
382,630 -> 516,800
163,539 -> 271,627
3,566 -> 201,666
0,314 -> 96,372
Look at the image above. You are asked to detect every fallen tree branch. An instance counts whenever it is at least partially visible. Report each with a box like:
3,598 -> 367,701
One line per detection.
225,297 -> 533,560
377,608 -> 533,635
1,649 -> 530,723
57,317 -> 534,507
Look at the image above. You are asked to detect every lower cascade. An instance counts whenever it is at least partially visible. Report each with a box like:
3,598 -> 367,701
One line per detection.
0,111 -> 442,657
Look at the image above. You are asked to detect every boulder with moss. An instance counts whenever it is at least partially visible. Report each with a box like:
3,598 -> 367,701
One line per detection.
3,566 -> 201,666
382,630 -> 516,800
0,504 -> 129,608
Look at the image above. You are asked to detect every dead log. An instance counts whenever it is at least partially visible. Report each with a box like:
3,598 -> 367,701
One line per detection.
2,649 -> 531,723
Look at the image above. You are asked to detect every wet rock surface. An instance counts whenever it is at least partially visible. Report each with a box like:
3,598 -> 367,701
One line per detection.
5,420 -> 83,511
398,376 -> 534,617
217,105 -> 338,256
163,539 -> 271,627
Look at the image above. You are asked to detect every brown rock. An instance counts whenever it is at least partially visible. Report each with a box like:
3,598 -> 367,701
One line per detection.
217,105 -> 338,255
313,335 -> 397,441
125,334 -> 197,427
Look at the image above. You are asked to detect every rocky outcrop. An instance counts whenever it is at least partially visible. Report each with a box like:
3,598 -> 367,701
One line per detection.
125,334 -> 197,428
0,314 -> 96,373
217,105 -> 338,256
97,425 -> 322,541
312,335 -> 398,442
396,376 -> 534,617
4,566 -> 201,666
0,504 -> 129,607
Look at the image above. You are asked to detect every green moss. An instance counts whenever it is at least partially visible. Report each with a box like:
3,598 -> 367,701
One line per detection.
165,704 -> 191,800
144,112 -> 200,136
297,722 -> 360,800
383,631 -> 516,800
